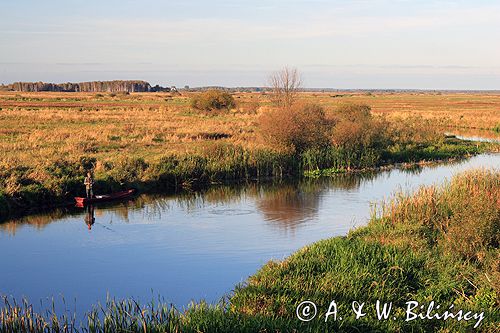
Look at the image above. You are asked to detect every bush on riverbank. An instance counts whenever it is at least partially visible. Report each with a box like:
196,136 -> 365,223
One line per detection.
258,102 -> 468,174
330,103 -> 389,150
259,102 -> 331,152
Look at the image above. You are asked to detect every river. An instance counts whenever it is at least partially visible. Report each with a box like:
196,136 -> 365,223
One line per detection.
1,153 -> 499,317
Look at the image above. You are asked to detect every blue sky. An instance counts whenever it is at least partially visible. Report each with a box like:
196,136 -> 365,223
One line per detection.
1,0 -> 499,89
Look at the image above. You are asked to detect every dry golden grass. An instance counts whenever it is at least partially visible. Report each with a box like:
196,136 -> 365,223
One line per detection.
304,91 -> 500,130
1,90 -> 499,171
0,92 -> 261,169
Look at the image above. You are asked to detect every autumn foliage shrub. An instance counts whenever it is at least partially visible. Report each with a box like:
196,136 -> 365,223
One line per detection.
190,89 -> 236,111
330,103 -> 389,150
259,102 -> 330,152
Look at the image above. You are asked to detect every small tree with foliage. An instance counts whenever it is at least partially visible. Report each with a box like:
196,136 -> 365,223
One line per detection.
330,103 -> 388,150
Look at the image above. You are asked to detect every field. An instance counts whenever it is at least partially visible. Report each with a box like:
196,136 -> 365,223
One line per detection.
1,90 -> 499,169
0,91 -> 499,331
1,90 -> 499,221
1,91 -> 499,167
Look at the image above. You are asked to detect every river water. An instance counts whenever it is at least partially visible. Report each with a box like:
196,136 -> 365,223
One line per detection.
1,154 -> 499,316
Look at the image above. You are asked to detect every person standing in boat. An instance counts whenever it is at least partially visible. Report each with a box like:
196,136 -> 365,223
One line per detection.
84,171 -> 94,198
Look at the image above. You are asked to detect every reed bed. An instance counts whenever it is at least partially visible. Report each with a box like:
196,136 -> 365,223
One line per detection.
370,169 -> 500,263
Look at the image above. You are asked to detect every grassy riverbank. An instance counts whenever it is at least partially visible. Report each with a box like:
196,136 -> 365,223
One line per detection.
2,169 -> 498,332
0,138 -> 488,222
227,168 -> 500,332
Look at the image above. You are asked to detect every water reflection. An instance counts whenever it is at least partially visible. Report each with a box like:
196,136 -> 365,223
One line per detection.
254,175 -> 362,230
84,205 -> 95,230
256,184 -> 320,232
0,209 -> 74,235
0,162 -> 464,234
445,129 -> 500,143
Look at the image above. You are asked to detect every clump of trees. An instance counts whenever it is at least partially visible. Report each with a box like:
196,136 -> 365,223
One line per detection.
191,89 -> 236,111
7,80 -> 154,92
260,68 -> 440,156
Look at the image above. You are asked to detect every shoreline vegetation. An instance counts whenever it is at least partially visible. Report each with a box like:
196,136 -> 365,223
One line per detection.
2,169 -> 498,332
0,135 -> 492,222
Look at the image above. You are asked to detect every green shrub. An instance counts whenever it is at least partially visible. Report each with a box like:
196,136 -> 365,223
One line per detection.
191,89 -> 236,111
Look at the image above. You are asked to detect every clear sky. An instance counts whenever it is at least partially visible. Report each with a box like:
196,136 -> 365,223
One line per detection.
1,0 -> 499,89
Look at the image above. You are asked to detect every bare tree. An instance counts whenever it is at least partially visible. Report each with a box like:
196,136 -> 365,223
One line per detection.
268,67 -> 302,109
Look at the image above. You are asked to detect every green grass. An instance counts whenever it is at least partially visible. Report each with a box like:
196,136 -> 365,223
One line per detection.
302,139 -> 486,177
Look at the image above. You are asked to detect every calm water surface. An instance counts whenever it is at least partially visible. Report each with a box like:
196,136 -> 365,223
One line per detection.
1,154 -> 499,316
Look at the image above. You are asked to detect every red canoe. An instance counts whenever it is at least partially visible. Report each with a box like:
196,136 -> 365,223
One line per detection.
75,189 -> 136,206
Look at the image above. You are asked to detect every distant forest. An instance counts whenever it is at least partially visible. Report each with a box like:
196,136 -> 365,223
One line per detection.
0,80 -> 169,93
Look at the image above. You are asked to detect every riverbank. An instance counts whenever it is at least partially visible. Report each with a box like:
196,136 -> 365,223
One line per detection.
0,138 -> 492,222
1,168 -> 498,332
226,168 -> 500,332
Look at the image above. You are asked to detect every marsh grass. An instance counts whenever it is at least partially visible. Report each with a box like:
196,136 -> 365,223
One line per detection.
0,296 -> 299,333
0,137 -> 485,222
366,169 -> 499,265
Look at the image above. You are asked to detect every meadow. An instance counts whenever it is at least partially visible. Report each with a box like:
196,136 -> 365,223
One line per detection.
0,90 -> 499,220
